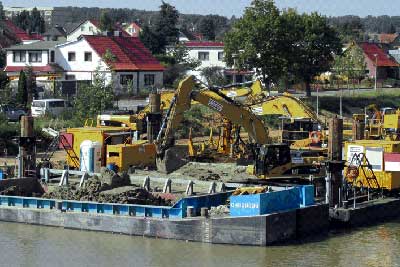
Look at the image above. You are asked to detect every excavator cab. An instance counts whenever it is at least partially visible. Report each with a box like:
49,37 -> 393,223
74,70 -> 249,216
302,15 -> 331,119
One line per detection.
254,144 -> 292,177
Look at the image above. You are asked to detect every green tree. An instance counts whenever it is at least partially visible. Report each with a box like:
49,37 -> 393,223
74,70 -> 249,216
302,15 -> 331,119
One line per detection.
0,70 -> 11,105
0,50 -> 5,68
140,25 -> 161,54
31,7 -> 45,33
16,70 -> 28,108
291,13 -> 341,96
25,66 -> 37,103
388,23 -> 396,34
154,1 -> 179,45
199,16 -> 216,40
224,0 -> 286,90
73,68 -> 114,123
333,43 -> 366,89
162,43 -> 200,86
13,8 -> 46,34
99,11 -> 115,32
201,66 -> 228,86
0,1 -> 5,20
140,2 -> 179,54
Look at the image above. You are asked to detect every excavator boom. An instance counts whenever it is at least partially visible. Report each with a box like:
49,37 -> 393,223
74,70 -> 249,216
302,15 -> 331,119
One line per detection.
156,76 -> 270,153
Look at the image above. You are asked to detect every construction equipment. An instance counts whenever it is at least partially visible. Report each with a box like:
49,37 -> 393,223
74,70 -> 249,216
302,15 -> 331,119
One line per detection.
155,75 -> 292,177
106,141 -> 157,172
249,92 -> 320,122
344,140 -> 400,190
95,91 -> 176,132
345,152 -> 380,190
63,127 -> 132,169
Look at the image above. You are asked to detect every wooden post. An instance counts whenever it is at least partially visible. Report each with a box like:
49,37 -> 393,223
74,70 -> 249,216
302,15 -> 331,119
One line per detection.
328,117 -> 343,161
18,116 -> 35,178
352,120 -> 365,141
327,117 -> 344,207
147,92 -> 161,143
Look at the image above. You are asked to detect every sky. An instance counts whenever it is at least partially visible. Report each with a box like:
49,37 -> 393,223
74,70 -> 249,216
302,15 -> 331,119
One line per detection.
2,0 -> 400,17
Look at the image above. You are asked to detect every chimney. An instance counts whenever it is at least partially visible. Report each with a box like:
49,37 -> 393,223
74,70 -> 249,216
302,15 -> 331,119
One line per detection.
103,31 -> 113,37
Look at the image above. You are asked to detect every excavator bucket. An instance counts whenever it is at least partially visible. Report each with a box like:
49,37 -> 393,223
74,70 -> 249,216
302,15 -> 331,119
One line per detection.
156,146 -> 189,174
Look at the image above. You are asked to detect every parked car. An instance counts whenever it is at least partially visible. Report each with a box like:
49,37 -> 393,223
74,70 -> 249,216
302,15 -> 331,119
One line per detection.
0,104 -> 26,121
31,99 -> 69,117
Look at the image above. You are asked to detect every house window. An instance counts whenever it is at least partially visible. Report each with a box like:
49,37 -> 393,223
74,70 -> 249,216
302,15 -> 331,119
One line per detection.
50,50 -> 55,63
218,51 -> 224,61
120,74 -> 134,85
84,52 -> 92,62
81,26 -> 85,31
13,51 -> 26,62
28,51 -> 42,63
198,52 -> 209,61
144,74 -> 155,86
68,52 -> 76,62
89,26 -> 93,32
65,74 -> 75,80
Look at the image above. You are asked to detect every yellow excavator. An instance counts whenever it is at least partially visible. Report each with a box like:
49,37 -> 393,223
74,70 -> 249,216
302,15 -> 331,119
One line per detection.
155,75 -> 293,178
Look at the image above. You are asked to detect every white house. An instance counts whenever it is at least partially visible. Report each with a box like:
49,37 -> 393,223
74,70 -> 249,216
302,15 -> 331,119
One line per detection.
66,20 -> 101,42
4,41 -> 63,81
184,41 -> 226,69
55,35 -> 164,94
124,22 -> 141,38
168,41 -> 225,81
67,20 -> 130,42
4,35 -> 164,94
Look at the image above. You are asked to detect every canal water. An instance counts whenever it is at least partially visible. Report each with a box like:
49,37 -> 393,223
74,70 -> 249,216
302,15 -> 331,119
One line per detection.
0,220 -> 399,267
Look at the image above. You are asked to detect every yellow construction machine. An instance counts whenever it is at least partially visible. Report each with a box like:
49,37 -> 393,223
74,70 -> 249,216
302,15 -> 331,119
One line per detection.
155,75 -> 296,178
238,85 -> 326,150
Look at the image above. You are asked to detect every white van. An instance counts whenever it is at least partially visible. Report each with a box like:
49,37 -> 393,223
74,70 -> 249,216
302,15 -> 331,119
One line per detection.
31,99 -> 68,117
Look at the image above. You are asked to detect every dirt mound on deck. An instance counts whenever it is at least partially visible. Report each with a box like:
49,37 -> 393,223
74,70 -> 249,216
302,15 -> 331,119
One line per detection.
42,175 -> 172,206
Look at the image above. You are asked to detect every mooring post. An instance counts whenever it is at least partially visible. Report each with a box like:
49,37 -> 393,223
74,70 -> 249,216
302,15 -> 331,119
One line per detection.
208,182 -> 217,194
143,176 -> 151,191
326,117 -> 345,207
186,180 -> 194,196
59,170 -> 69,186
44,168 -> 50,183
79,172 -> 88,187
18,116 -> 36,178
163,178 -> 172,193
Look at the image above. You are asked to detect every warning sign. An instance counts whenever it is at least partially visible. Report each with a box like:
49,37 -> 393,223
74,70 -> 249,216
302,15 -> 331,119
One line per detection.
347,145 -> 364,164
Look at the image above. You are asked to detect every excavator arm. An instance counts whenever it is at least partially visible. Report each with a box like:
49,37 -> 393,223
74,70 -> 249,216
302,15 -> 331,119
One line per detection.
156,76 -> 270,154
155,76 -> 293,177
249,93 -> 320,122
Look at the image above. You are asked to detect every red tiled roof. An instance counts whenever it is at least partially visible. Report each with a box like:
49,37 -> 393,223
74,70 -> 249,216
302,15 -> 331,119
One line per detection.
184,41 -> 224,47
359,43 -> 399,67
379,33 -> 398,44
4,65 -> 60,73
83,35 -> 165,71
3,19 -> 43,41
128,22 -> 141,30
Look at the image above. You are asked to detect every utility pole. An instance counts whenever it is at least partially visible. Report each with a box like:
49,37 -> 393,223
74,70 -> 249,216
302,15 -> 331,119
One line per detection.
316,85 -> 319,119
374,54 -> 378,91
339,88 -> 343,119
